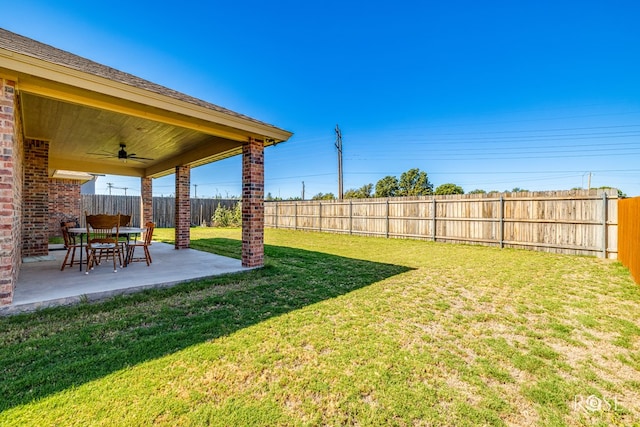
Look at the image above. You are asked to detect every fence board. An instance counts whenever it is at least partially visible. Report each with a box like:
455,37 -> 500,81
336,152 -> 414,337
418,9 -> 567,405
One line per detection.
264,190 -> 619,259
618,196 -> 640,282
81,190 -> 622,261
81,195 -> 237,228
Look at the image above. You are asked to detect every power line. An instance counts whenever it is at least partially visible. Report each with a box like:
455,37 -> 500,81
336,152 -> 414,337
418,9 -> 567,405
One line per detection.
381,123 -> 640,137
397,132 -> 640,145
373,109 -> 640,132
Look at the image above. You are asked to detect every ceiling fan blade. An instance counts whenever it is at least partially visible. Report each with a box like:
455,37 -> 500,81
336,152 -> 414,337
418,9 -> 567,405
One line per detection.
88,145 -> 153,162
87,151 -> 116,157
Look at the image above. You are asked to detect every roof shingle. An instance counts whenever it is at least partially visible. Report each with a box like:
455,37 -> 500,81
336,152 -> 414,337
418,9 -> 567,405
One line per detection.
0,27 -> 276,128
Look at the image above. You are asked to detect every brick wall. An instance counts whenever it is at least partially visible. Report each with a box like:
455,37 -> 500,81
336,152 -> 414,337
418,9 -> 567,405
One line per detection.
0,79 -> 22,305
175,165 -> 190,249
23,139 -> 49,257
242,137 -> 264,267
48,179 -> 82,237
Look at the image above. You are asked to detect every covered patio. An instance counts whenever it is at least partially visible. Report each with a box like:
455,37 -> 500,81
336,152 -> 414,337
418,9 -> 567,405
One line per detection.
0,28 -> 292,307
2,241 -> 249,315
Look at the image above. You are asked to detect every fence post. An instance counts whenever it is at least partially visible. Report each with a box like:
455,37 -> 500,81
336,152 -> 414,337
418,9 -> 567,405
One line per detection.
499,196 -> 505,248
432,198 -> 436,241
274,201 -> 278,229
385,199 -> 390,238
602,192 -> 608,258
294,202 -> 298,230
349,200 -> 353,235
319,202 -> 322,232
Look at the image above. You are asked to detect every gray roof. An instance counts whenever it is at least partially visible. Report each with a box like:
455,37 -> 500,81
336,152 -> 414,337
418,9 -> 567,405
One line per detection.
0,27 -> 276,128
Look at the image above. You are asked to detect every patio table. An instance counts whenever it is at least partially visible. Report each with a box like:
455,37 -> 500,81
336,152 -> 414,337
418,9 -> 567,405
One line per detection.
67,226 -> 146,272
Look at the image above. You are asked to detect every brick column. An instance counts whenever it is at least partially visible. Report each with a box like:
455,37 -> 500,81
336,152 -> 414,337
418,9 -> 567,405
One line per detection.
242,137 -> 264,267
141,177 -> 153,226
48,179 -> 82,237
175,165 -> 190,249
0,79 -> 21,306
23,139 -> 49,257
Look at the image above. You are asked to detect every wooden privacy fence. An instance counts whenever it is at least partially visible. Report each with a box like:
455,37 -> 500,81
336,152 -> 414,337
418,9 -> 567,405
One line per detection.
265,190 -> 619,259
618,196 -> 640,281
152,197 -> 237,228
81,195 -> 237,228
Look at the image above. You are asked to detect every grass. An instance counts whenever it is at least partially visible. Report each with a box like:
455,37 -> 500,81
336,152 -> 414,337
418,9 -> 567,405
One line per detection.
2,228 -> 640,426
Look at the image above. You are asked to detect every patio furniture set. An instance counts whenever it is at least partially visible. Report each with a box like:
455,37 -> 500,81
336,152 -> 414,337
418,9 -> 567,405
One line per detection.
60,212 -> 155,274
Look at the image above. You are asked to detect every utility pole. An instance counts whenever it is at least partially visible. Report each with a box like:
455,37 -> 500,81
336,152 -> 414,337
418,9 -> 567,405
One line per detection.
588,172 -> 592,190
302,181 -> 305,200
335,124 -> 343,200
107,182 -> 113,195
122,187 -> 128,196
194,184 -> 198,199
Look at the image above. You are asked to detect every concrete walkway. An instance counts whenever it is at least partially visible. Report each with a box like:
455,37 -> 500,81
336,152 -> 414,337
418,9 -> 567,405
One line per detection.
2,242 -> 248,315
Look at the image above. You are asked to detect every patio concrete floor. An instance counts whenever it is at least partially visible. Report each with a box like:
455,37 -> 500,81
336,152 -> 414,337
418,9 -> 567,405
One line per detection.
1,242 -> 249,315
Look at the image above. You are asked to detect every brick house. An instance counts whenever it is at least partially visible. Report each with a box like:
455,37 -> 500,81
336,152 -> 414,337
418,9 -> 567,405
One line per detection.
0,28 -> 292,306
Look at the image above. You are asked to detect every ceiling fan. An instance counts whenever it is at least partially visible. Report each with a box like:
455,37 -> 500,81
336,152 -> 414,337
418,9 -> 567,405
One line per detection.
88,144 -> 154,162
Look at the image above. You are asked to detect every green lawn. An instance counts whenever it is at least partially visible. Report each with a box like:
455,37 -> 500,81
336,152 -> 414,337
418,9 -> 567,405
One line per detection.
1,228 -> 639,426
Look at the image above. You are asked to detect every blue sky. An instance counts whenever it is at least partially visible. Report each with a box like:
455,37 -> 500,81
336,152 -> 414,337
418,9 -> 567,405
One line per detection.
3,1 -> 640,197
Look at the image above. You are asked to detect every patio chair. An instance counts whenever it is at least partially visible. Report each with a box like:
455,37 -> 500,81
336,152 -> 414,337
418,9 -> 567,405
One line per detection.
118,213 -> 131,227
60,222 -> 83,271
85,212 -> 123,274
116,212 -> 132,254
126,222 -> 155,266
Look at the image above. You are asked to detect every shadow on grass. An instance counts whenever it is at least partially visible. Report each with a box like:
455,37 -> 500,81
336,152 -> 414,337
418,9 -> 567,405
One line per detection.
0,238 -> 411,412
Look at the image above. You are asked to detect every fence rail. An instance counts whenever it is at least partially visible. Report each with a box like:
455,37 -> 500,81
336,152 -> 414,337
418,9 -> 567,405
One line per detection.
265,190 -> 619,259
78,190 -> 620,259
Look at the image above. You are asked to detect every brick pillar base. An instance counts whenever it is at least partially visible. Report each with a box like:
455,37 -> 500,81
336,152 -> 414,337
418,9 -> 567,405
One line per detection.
141,177 -> 153,226
242,137 -> 264,267
175,165 -> 190,249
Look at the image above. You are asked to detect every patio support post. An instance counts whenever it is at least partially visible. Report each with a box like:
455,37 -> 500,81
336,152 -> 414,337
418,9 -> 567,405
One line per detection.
175,165 -> 191,249
242,137 -> 264,267
23,139 -> 49,257
0,78 -> 20,306
141,177 -> 153,226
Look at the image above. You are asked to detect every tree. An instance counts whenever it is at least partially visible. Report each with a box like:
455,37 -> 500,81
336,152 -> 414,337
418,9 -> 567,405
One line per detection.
344,183 -> 373,199
435,183 -> 464,195
468,189 -> 486,194
265,192 -> 282,201
375,176 -> 400,197
212,203 -> 242,227
507,187 -> 529,193
312,192 -> 336,200
398,168 -> 433,196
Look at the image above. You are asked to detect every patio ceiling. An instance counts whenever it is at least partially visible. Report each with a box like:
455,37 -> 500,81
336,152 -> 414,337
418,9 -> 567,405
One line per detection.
0,28 -> 292,179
